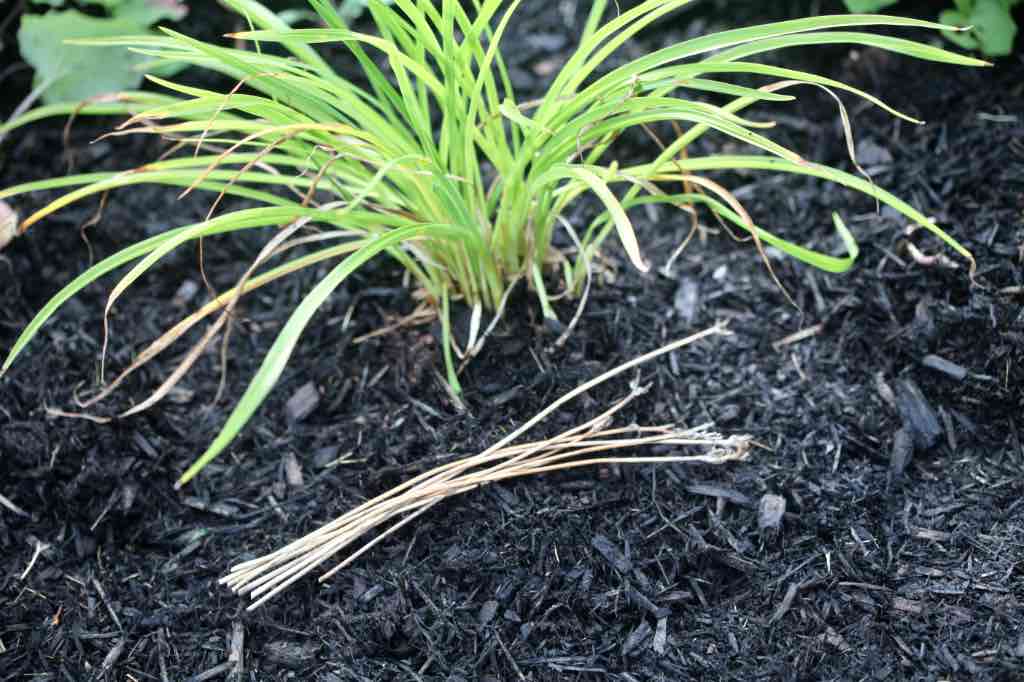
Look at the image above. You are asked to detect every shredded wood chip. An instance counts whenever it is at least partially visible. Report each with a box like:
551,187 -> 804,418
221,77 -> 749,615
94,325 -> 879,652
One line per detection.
0,200 -> 17,251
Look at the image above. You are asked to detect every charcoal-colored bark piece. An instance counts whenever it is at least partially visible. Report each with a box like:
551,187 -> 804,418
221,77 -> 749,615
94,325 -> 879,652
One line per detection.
710,514 -> 752,554
358,584 -> 384,604
909,298 -> 937,345
591,534 -> 631,573
822,626 -> 851,653
119,481 -> 139,513
0,492 -> 29,518
684,482 -> 752,507
890,426 -> 914,477
181,496 -> 238,518
262,641 -> 320,669
75,531 -> 96,559
686,525 -> 711,554
133,431 -> 160,459
99,637 -> 126,676
855,137 -> 894,166
894,379 -> 943,450
717,551 -> 759,574
172,279 -> 199,308
478,600 -> 498,628
875,372 -> 897,408
283,451 -> 304,488
910,526 -> 952,542
652,618 -> 668,655
312,445 -> 340,468
922,354 -> 968,381
228,621 -> 244,679
890,597 -> 925,615
673,278 -> 700,325
769,582 -> 800,624
757,494 -> 786,531
188,661 -> 234,682
285,381 -> 320,422
621,621 -> 653,656
0,199 -> 18,251
628,585 -> 669,619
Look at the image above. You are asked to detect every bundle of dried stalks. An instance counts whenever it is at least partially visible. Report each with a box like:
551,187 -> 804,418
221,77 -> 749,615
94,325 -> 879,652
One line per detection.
223,324 -> 752,610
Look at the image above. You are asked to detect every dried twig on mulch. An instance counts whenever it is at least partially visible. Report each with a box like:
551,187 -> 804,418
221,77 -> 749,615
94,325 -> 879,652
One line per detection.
223,324 -> 752,609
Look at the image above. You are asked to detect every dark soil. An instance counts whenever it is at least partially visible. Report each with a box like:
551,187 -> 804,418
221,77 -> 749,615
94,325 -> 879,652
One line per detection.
2,2 -> 1023,680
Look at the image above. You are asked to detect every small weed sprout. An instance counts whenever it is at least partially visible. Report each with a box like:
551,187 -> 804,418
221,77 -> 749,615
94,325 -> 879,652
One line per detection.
0,0 -> 986,486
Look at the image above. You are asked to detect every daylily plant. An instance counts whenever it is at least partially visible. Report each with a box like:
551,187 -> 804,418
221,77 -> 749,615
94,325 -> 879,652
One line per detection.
0,0 -> 985,486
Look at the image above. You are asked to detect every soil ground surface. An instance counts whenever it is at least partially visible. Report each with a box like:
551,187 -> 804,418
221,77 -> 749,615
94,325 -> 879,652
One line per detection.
1,1 -> 1022,680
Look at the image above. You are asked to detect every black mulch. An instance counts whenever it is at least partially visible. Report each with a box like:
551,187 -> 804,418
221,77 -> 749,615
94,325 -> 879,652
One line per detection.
1,1 -> 1022,680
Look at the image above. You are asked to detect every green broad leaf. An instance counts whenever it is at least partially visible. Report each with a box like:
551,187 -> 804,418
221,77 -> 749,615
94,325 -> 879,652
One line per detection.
18,10 -> 157,104
28,0 -> 186,22
114,0 -> 189,26
843,0 -> 900,11
73,0 -> 123,8
939,10 -> 981,50
966,0 -> 1018,56
940,0 -> 1018,56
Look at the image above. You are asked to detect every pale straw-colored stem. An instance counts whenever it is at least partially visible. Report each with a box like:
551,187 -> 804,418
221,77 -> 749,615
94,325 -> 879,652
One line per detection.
223,324 -> 749,608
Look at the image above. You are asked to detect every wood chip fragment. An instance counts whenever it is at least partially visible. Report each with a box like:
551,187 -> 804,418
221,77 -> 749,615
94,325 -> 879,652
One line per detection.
189,661 -> 235,682
672,278 -> 700,324
894,379 -> 942,450
891,596 -> 925,615
0,492 -> 29,518
172,279 -> 200,308
890,426 -> 914,477
591,534 -> 631,573
685,482 -> 752,507
99,638 -> 127,676
922,354 -> 967,381
628,586 -> 668,619
0,200 -> 17,251
757,494 -> 786,531
621,621 -> 653,656
770,582 -> 800,624
182,497 -> 238,518
772,323 -> 824,350
228,621 -> 244,678
822,626 -> 852,652
652,617 -> 668,655
285,381 -> 319,422
283,452 -> 304,488
262,641 -> 320,669
910,526 -> 953,542
478,600 -> 498,628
